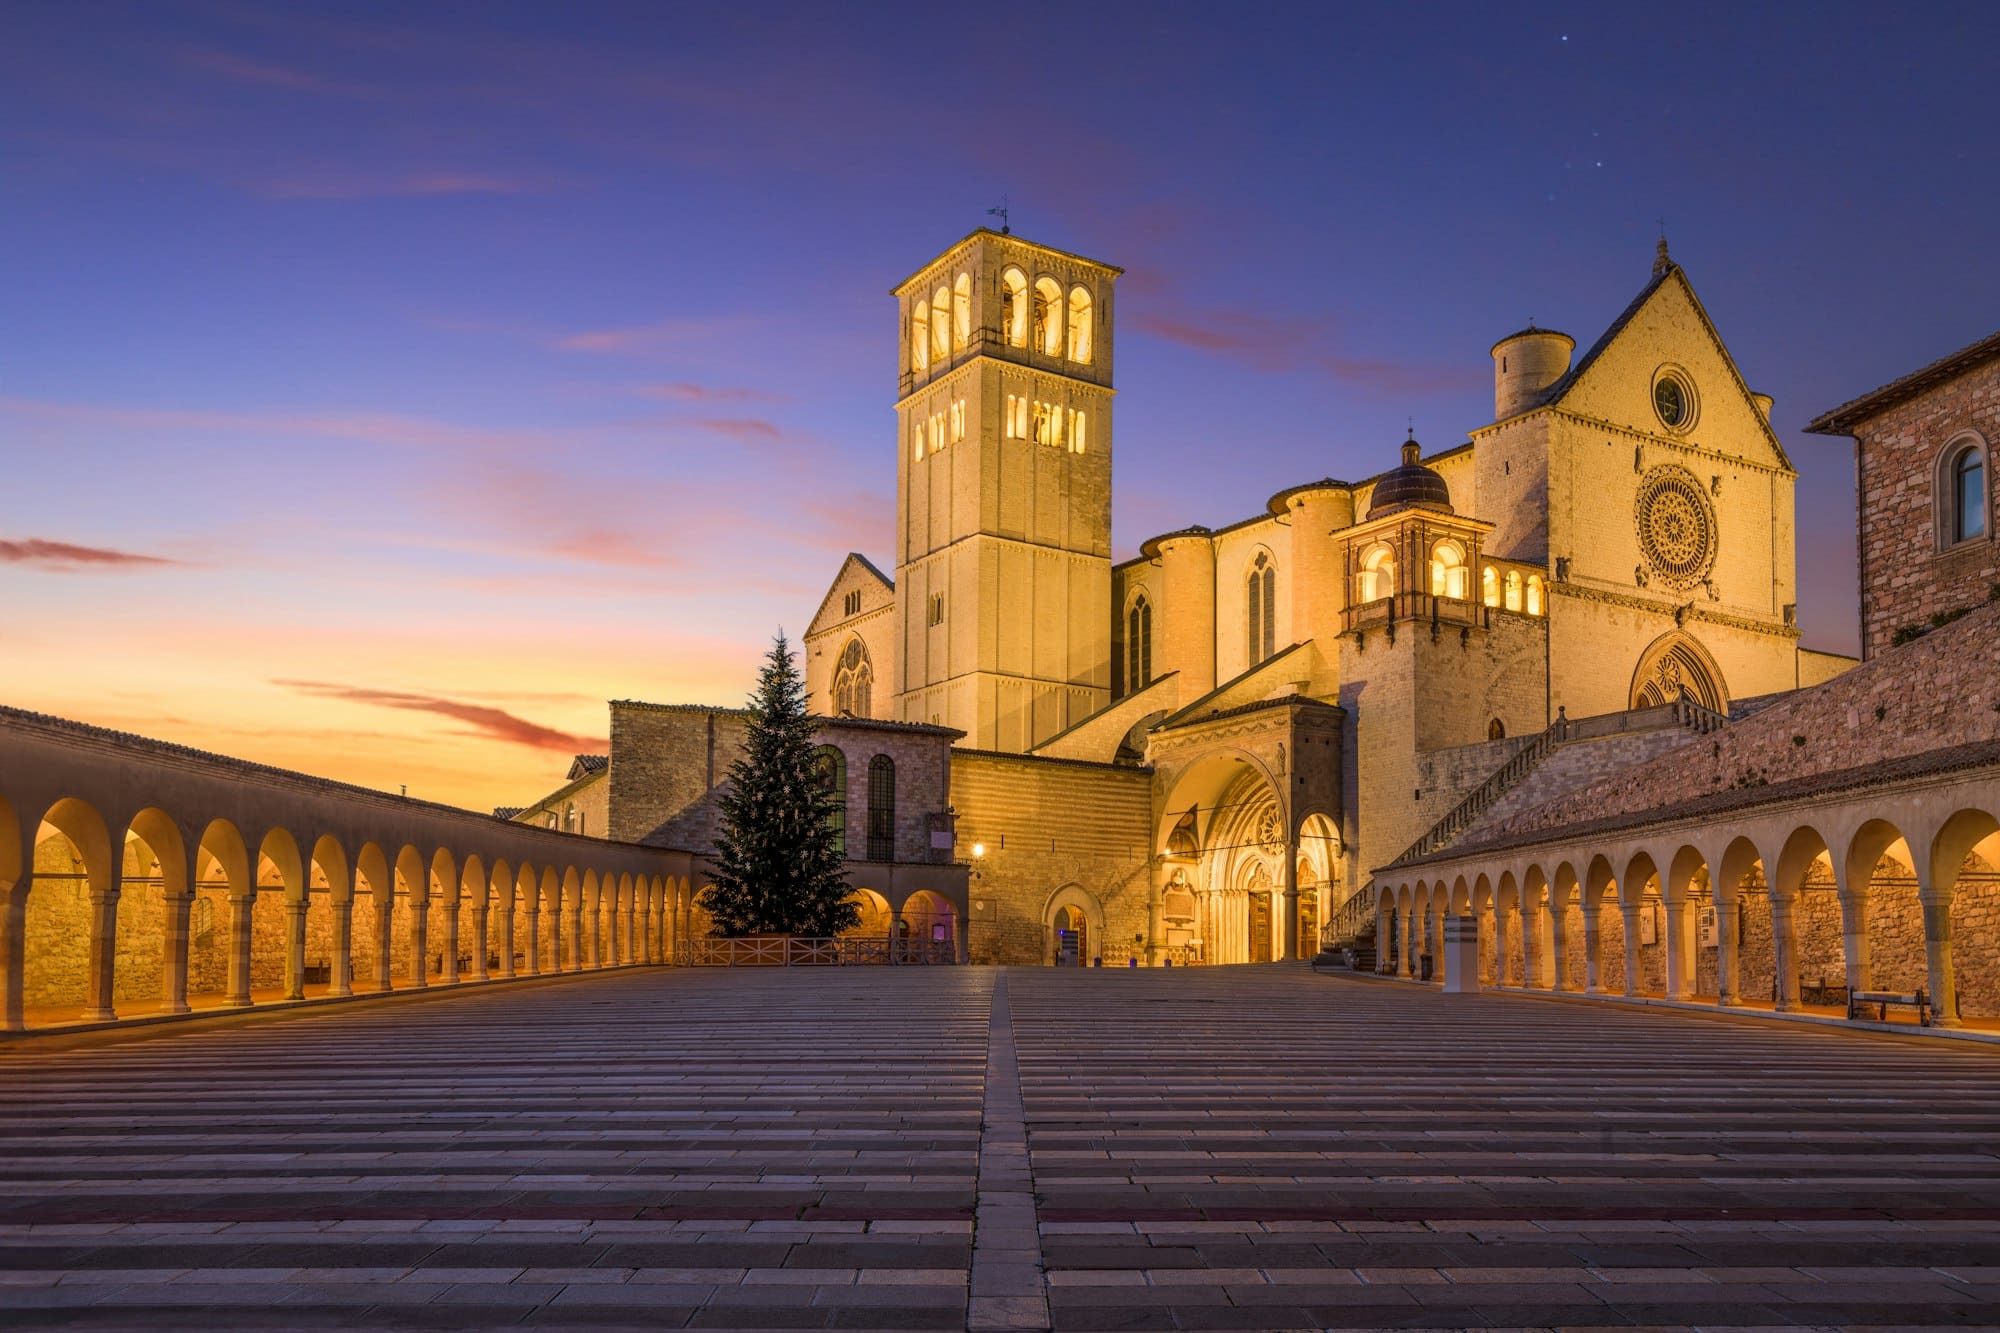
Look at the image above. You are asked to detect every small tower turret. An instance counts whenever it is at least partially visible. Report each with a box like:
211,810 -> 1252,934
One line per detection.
1490,325 -> 1575,421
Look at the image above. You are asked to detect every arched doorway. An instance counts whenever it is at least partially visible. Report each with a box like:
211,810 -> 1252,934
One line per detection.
1630,631 -> 1726,711
1053,905 -> 1088,966
1044,884 -> 1103,967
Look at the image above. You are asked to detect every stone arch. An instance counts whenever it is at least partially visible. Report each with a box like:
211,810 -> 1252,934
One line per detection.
1841,817 -> 1922,998
580,868 -> 601,968
20,798 -> 114,1028
1044,883 -> 1104,967
426,847 -> 458,985
309,834 -> 352,997
119,806 -> 187,1017
1630,630 -> 1727,711
193,817 -> 252,1010
393,845 -> 427,987
1931,805 -> 2000,1020
354,843 -> 393,993
458,853 -> 487,982
848,887 -> 893,941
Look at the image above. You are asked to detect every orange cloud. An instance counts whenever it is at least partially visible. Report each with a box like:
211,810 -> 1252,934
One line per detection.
274,679 -> 604,754
0,538 -> 180,571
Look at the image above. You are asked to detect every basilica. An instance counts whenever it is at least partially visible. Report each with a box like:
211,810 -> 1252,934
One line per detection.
796,229 -> 1849,966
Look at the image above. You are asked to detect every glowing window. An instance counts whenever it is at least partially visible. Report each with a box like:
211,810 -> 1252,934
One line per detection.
1504,569 -> 1523,612
953,273 -> 972,351
928,413 -> 944,454
1127,596 -> 1152,693
1001,268 -> 1028,347
1481,565 -> 1499,607
833,639 -> 872,720
931,286 -> 951,359
911,302 -> 929,373
1067,286 -> 1093,364
912,419 -> 925,462
1429,540 -> 1467,599
1069,409 -> 1086,454
1033,277 -> 1063,356
1247,552 -> 1276,665
950,399 -> 965,442
1357,543 -> 1395,604
1525,574 -> 1544,616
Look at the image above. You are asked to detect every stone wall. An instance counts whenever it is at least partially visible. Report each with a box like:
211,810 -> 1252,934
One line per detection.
1845,353 -> 2000,659
949,750 -> 1152,965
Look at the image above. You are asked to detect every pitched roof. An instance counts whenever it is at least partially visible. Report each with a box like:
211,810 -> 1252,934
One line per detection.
567,754 -> 608,781
1804,330 -> 2000,435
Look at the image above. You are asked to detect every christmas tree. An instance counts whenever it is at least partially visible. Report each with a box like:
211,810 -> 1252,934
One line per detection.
699,633 -> 858,938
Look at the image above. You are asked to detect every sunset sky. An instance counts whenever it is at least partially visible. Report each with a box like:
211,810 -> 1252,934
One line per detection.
4,3 -> 1997,814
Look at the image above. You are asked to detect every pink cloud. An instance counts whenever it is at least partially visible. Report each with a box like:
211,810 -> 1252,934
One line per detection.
542,530 -> 682,570
1131,309 -> 1478,392
260,170 -> 559,201
694,417 -> 782,443
178,47 -> 382,99
275,679 -> 604,754
553,316 -> 759,355
0,538 -> 180,571
0,395 -> 551,453
639,382 -> 783,404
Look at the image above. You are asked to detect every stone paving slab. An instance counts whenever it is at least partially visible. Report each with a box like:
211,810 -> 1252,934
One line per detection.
6,963 -> 2000,1329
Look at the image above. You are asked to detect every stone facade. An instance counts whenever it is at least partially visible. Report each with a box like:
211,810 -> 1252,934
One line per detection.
1807,332 -> 2000,659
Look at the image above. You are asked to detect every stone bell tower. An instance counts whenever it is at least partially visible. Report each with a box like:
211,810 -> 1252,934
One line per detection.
891,229 -> 1121,752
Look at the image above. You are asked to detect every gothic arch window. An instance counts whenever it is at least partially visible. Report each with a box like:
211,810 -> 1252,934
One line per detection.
1067,286 -> 1093,364
814,745 -> 847,858
866,755 -> 896,862
930,285 -> 951,360
832,638 -> 872,718
1033,277 -> 1063,356
1247,551 -> 1276,666
953,272 -> 972,351
1487,717 -> 1506,741
910,300 -> 929,373
1525,573 -> 1544,616
1939,435 -> 1989,548
1481,564 -> 1500,607
1001,268 -> 1028,347
1504,568 -> 1523,612
1630,632 -> 1726,712
1357,542 -> 1395,605
1429,539 -> 1468,599
1126,595 -> 1153,694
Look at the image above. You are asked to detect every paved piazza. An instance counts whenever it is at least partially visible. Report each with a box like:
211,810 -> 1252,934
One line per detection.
6,970 -> 2000,1329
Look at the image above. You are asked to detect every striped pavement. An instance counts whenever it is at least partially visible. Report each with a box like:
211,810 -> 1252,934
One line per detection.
2,965 -> 1999,1329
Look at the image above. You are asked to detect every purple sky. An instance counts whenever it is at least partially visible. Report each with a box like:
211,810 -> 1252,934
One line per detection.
4,2 -> 1997,811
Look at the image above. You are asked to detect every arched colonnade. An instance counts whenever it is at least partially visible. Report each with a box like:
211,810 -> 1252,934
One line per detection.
1373,773 -> 2000,1026
0,708 -> 698,1031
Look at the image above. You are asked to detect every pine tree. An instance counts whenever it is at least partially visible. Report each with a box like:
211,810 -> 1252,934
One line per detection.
699,632 -> 859,938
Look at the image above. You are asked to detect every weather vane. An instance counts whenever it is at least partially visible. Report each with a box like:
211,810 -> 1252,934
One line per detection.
986,198 -> 1010,235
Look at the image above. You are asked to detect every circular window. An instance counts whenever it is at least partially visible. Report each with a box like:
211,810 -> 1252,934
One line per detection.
1634,465 -> 1718,588
1651,368 -> 1696,432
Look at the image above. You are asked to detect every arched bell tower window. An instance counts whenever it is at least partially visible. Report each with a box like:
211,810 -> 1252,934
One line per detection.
1001,268 -> 1028,348
1504,569 -> 1523,612
1126,595 -> 1153,694
1481,564 -> 1499,607
1246,552 -> 1276,666
930,285 -> 951,360
1429,540 -> 1468,599
1033,277 -> 1063,356
1938,436 -> 1989,548
953,273 -> 972,352
1357,543 -> 1395,605
1525,573 -> 1544,616
866,755 -> 896,862
1067,286 -> 1093,364
910,301 -> 929,373
833,638 -> 873,718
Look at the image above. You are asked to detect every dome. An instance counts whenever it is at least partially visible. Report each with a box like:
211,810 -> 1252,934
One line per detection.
1366,435 -> 1452,519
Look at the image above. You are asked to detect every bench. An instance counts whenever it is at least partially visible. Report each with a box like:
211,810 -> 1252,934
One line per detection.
1848,988 -> 1932,1025
1800,977 -> 1850,1008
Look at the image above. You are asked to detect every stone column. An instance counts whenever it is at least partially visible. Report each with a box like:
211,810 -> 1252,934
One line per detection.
1715,892 -> 1741,1006
1,876 -> 29,1031
1548,897 -> 1570,992
1661,888 -> 1691,1000
1771,892 -> 1801,1012
1919,879 -> 1960,1028
409,894 -> 429,989
1399,904 -> 1415,977
570,896 -> 585,970
1519,895 -> 1540,987
524,907 -> 540,974
1836,872 -> 1870,996
498,904 -> 516,977
83,881 -> 120,1023
586,893 -> 601,968
548,899 -> 562,972
1620,901 -> 1642,997
442,896 -> 461,984
158,888 -> 193,1016
1280,846 -> 1300,963
1430,899 -> 1447,986
284,898 -> 307,1000
1581,898 -> 1605,994
470,898 -> 488,981
1492,902 -> 1511,985
374,896 -> 394,993
330,895 -> 354,998
224,892 -> 254,1007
